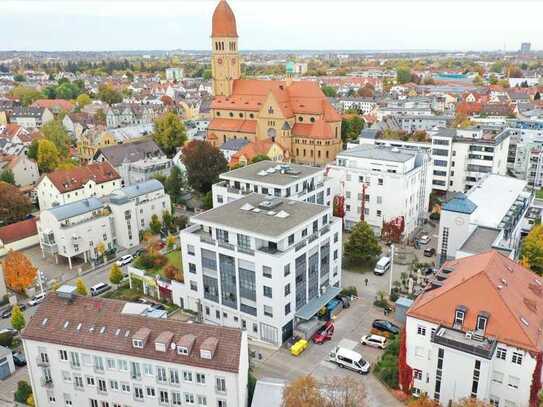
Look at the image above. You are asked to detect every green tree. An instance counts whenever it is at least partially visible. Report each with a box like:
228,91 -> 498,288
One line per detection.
0,169 -> 15,185
164,166 -> 186,202
320,85 -> 337,97
341,114 -> 364,143
152,112 -> 187,157
182,140 -> 228,193
472,75 -> 484,86
41,120 -> 70,157
76,93 -> 92,107
109,264 -> 124,287
14,381 -> 32,404
396,67 -> 412,84
27,139 -> 39,160
9,86 -> 42,106
36,139 -> 60,173
251,154 -> 271,163
0,182 -> 32,225
55,81 -> 81,99
11,305 -> 26,331
162,210 -> 173,230
344,221 -> 382,265
95,109 -> 106,125
97,84 -> 123,105
520,224 -> 543,275
75,278 -> 88,296
149,214 -> 162,235
202,191 -> 213,210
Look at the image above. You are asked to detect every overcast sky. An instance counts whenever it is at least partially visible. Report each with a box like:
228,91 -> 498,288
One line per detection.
1,0 -> 541,52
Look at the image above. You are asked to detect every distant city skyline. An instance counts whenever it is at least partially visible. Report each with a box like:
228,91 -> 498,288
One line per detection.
0,0 -> 540,52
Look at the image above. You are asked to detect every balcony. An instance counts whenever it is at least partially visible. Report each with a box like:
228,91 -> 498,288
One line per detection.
431,325 -> 497,360
36,357 -> 49,367
199,234 -> 216,245
218,240 -> 235,251
40,377 -> 54,388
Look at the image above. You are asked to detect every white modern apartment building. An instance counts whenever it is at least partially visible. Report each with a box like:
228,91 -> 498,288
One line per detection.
431,127 -> 510,192
436,175 -> 531,266
406,251 -> 543,407
22,289 -> 248,407
178,193 -> 342,347
38,179 -> 171,268
326,144 -> 432,238
36,162 -> 121,210
212,160 -> 337,209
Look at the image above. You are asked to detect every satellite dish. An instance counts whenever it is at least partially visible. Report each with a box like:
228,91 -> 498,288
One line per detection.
170,342 -> 176,350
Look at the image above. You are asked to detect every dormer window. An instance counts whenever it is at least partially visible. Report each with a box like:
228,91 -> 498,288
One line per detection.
476,311 -> 490,333
200,350 -> 212,360
177,346 -> 189,355
133,339 -> 144,349
454,305 -> 467,328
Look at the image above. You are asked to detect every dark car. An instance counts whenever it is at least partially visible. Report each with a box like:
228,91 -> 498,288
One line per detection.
372,319 -> 400,335
420,267 -> 436,276
424,248 -> 436,257
1,304 -> 27,319
12,351 -> 26,366
150,303 -> 166,311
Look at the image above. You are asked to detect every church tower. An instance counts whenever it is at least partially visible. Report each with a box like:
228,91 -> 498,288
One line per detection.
211,0 -> 240,97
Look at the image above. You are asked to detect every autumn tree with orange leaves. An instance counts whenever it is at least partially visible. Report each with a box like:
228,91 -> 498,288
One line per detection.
2,250 -> 37,293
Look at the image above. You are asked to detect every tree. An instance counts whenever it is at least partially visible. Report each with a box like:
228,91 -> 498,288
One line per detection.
36,139 -> 60,173
320,85 -> 337,97
97,84 -> 123,105
407,395 -> 440,407
282,375 -> 324,407
14,381 -> 32,404
398,328 -> 413,394
182,140 -> 228,193
76,93 -> 92,108
344,221 -> 382,265
10,305 -> 25,331
41,120 -> 70,157
75,278 -> 88,296
166,234 -> 177,250
396,67 -> 412,84
2,250 -> 37,293
9,86 -> 42,106
109,264 -> 124,287
164,166 -> 186,202
520,224 -> 543,275
357,84 -> 374,97
251,154 -> 271,163
341,114 -> 364,144
530,352 -> 542,407
95,109 -> 106,125
0,169 -> 15,185
452,112 -> 473,129
202,191 -> 213,209
472,75 -> 484,86
149,214 -> 162,235
0,182 -> 32,225
27,139 -> 40,160
323,376 -> 366,407
452,399 -> 493,407
152,112 -> 187,157
96,241 -> 106,259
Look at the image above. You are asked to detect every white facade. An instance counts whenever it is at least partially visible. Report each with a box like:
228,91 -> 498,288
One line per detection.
211,161 -> 337,210
327,145 -> 432,238
1,154 -> 40,187
178,193 -> 343,347
431,127 -> 510,192
36,174 -> 120,211
119,157 -> 173,186
38,179 -> 171,268
405,315 -> 536,407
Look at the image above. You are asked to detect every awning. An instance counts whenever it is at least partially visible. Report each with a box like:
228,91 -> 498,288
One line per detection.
295,286 -> 341,320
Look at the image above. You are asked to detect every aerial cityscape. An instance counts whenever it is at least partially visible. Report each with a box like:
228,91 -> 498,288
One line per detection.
1,1 -> 543,406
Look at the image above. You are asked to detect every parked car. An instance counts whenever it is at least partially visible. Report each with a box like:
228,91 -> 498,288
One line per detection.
0,328 -> 17,336
290,338 -> 309,356
11,351 -> 26,366
417,235 -> 431,245
372,319 -> 400,335
1,304 -> 27,319
337,295 -> 351,308
150,303 -> 166,311
312,321 -> 335,344
329,346 -> 370,374
116,255 -> 134,267
90,282 -> 111,296
374,256 -> 391,275
424,248 -> 436,257
420,267 -> 436,276
361,334 -> 388,349
28,292 -> 46,306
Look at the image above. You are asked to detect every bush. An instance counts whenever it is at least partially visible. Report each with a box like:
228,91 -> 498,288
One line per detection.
14,381 -> 32,403
152,254 -> 168,269
373,335 -> 400,389
340,286 -> 358,297
131,277 -> 144,292
0,332 -> 14,347
27,394 -> 35,407
248,371 -> 257,406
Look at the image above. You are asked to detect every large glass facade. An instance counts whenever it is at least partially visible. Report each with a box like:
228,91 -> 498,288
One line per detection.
307,252 -> 319,301
295,254 -> 307,311
219,254 -> 237,309
203,275 -> 219,303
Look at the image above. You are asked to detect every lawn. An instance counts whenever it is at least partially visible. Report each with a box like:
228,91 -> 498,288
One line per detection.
536,189 -> 543,200
103,283 -> 141,302
145,249 -> 183,280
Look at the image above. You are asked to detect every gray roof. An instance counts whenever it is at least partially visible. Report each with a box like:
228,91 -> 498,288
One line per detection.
295,286 -> 341,320
459,226 -> 501,255
109,179 -> 164,205
95,139 -> 164,167
192,193 -> 328,239
433,128 -> 458,138
338,144 -> 415,163
220,139 -> 249,152
220,160 -> 323,186
48,197 -> 104,221
251,378 -> 287,407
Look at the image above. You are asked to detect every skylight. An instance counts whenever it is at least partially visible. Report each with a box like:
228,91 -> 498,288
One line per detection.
276,210 -> 290,218
521,317 -> 529,326
240,203 -> 254,211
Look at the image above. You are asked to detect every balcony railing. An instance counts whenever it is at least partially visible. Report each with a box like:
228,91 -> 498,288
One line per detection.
431,325 -> 497,360
36,357 -> 49,367
40,377 -> 54,387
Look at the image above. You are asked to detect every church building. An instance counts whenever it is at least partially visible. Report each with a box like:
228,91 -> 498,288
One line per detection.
208,0 -> 343,166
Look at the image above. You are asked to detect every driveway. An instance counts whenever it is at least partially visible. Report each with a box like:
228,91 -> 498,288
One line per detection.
251,269 -> 403,406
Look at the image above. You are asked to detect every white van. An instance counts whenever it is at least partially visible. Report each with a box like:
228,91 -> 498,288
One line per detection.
328,346 -> 370,374
90,282 -> 111,296
374,256 -> 391,275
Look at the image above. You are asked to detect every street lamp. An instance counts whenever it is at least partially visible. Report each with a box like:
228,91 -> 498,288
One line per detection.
388,244 -> 395,296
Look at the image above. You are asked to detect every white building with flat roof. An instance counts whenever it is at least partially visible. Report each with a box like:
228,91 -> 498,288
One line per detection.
212,160 -> 336,209
437,174 -> 532,266
178,193 -> 342,347
22,291 -> 247,407
326,144 -> 432,238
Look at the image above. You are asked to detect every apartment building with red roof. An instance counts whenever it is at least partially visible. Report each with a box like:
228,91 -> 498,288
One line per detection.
405,251 -> 543,406
208,0 -> 342,166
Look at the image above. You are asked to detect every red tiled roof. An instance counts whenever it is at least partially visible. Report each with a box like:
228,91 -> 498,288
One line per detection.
208,118 -> 257,134
0,217 -> 37,244
22,295 -> 243,373
44,162 -> 120,193
212,0 -> 238,38
32,99 -> 74,111
408,251 -> 543,352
